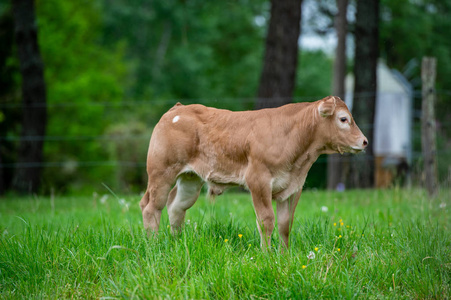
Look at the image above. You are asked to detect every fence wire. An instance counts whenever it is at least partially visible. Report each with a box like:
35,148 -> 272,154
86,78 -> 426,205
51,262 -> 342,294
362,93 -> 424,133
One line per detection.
1,94 -> 450,190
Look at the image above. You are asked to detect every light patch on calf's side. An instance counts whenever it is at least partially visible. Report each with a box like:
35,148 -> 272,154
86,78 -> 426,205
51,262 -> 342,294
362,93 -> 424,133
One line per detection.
172,115 -> 180,123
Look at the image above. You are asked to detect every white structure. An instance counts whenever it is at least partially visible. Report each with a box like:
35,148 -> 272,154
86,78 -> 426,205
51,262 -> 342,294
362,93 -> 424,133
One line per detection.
345,61 -> 412,186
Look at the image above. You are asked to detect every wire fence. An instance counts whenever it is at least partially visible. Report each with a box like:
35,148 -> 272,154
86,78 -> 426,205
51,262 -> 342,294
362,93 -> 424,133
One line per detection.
3,87 -> 450,108
1,93 -> 450,191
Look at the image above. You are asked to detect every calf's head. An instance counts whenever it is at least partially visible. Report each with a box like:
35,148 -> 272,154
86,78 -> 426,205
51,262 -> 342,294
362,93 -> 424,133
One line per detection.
317,96 -> 368,154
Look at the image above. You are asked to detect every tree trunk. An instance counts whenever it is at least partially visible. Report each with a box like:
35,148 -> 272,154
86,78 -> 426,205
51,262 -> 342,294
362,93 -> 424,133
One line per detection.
0,8 -> 16,195
421,57 -> 438,197
256,0 -> 302,109
349,0 -> 379,189
327,0 -> 348,190
12,0 -> 47,194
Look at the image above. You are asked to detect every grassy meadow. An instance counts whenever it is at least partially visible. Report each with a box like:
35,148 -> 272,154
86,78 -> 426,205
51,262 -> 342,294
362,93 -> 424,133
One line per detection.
0,188 -> 450,299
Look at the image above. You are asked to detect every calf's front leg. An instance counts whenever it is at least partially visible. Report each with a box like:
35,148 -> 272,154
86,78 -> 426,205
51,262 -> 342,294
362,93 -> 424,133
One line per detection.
246,166 -> 274,251
276,189 -> 302,248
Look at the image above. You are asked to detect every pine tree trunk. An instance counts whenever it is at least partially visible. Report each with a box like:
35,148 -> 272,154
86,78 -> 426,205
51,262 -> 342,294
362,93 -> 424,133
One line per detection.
349,0 -> 379,188
12,0 -> 47,193
327,0 -> 348,190
256,0 -> 302,109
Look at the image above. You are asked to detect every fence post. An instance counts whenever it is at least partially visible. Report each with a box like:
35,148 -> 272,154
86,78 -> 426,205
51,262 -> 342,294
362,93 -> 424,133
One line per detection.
421,57 -> 438,197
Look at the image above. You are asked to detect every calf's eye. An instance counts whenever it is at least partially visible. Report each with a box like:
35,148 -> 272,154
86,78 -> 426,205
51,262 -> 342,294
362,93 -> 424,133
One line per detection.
340,117 -> 348,123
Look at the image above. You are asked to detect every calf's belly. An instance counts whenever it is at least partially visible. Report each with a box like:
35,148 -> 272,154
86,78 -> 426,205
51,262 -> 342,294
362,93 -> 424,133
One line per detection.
180,162 -> 302,201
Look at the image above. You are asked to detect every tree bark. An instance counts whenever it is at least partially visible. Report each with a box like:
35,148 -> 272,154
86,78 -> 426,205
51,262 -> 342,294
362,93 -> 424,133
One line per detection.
421,57 -> 438,197
256,0 -> 302,109
0,8 -> 16,195
348,0 -> 379,188
327,0 -> 348,190
12,0 -> 47,194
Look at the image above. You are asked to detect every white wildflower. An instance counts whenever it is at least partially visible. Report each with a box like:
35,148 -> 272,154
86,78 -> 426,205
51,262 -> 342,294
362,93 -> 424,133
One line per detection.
307,251 -> 316,260
321,206 -> 328,212
439,203 -> 446,209
100,194 -> 108,204
118,198 -> 130,211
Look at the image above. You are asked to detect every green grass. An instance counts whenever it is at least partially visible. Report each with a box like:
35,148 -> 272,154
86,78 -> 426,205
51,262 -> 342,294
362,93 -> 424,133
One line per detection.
1,189 -> 450,299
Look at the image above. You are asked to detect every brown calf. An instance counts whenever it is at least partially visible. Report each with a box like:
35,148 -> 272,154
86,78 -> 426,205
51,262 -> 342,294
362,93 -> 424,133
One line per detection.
140,96 -> 368,249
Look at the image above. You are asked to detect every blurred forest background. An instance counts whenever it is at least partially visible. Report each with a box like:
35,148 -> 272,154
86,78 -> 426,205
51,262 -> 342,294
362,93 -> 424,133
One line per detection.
0,0 -> 450,194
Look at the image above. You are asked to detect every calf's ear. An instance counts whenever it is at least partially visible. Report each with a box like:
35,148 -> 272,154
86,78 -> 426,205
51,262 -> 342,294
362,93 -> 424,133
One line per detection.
318,96 -> 336,117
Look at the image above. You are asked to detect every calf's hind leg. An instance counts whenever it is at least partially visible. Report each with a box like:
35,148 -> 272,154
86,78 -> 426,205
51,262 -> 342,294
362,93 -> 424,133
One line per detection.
167,173 -> 204,232
140,171 -> 177,234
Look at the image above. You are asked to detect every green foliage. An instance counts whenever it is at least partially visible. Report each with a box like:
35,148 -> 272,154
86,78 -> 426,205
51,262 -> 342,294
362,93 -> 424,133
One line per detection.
381,0 -> 451,90
32,0 -> 335,192
34,0 -> 127,192
295,50 -> 333,99
380,1 -> 451,120
30,0 -> 270,192
3,0 -> 451,192
101,0 -> 267,102
1,189 -> 450,298
104,121 -> 150,192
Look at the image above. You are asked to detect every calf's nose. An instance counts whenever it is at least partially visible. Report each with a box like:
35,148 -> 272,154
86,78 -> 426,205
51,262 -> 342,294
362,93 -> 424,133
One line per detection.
363,138 -> 368,147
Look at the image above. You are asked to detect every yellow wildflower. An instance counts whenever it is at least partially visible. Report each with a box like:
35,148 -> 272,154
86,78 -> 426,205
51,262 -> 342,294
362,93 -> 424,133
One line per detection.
339,235 -> 342,238
334,223 -> 337,226
302,265 -> 307,269
314,247 -> 319,251
337,248 -> 341,252
224,239 -> 229,243
238,234 -> 243,239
